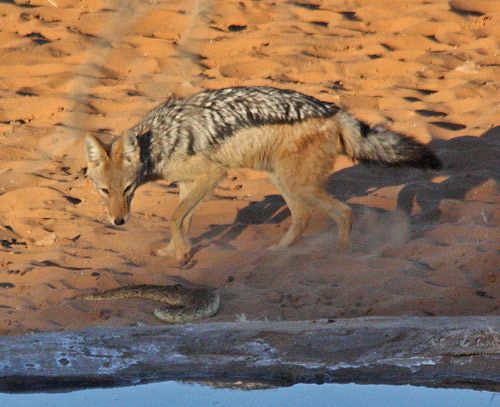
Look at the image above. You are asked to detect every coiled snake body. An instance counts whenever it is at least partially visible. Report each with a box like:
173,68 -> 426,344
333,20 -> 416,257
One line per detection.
75,284 -> 220,323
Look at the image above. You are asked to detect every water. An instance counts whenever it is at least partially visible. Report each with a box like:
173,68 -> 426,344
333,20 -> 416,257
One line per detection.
1,381 -> 497,407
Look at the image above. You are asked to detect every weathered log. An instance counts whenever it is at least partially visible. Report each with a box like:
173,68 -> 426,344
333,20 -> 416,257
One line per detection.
1,317 -> 498,392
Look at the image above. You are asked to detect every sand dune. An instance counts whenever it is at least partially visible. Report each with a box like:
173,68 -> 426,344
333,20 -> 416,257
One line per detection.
0,0 -> 498,335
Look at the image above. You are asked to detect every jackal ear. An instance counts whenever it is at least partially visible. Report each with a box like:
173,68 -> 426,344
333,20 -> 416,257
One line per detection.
122,132 -> 140,163
85,134 -> 108,168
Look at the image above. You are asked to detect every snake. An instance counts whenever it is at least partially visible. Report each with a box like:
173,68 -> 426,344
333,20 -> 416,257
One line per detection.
73,284 -> 220,323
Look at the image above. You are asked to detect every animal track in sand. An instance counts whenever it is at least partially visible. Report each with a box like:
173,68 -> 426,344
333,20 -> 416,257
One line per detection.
24,32 -> 51,45
415,110 -> 448,118
430,121 -> 467,131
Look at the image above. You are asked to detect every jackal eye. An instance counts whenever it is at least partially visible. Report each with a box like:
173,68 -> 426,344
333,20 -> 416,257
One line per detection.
99,188 -> 109,195
123,183 -> 134,195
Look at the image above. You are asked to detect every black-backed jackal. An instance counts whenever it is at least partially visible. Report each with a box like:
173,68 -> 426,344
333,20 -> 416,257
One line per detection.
85,86 -> 441,266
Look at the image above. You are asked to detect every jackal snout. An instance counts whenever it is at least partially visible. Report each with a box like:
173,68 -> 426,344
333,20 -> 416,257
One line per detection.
113,217 -> 125,226
106,193 -> 131,226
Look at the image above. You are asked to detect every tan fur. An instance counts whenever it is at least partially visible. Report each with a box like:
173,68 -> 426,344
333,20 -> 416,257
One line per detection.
85,116 -> 353,266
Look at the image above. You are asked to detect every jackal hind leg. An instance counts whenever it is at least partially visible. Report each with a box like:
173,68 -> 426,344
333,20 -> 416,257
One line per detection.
267,174 -> 311,250
301,187 -> 353,251
169,165 -> 226,266
269,127 -> 351,250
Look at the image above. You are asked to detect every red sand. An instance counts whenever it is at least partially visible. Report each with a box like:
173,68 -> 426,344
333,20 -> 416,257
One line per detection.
0,0 -> 498,335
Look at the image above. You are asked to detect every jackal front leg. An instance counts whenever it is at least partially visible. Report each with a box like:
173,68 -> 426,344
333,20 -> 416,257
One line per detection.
167,164 -> 226,267
156,181 -> 194,258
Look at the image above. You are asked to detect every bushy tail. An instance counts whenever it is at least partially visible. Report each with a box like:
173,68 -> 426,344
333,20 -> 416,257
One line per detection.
336,111 -> 442,169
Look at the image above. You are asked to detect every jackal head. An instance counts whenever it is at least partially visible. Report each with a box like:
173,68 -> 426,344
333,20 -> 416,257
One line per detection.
84,133 -> 141,226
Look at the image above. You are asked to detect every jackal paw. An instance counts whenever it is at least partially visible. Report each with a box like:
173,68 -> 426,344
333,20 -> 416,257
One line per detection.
337,239 -> 350,253
175,250 -> 196,269
267,244 -> 286,252
178,257 -> 197,270
153,243 -> 175,257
